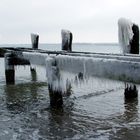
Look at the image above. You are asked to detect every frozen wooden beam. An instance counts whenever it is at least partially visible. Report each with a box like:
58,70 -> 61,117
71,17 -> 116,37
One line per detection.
21,51 -> 140,83
55,55 -> 140,83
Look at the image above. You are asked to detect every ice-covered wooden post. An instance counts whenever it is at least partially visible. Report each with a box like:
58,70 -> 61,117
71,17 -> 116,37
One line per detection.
130,24 -> 139,54
118,18 -> 139,54
31,33 -> 39,49
5,53 -> 15,85
118,18 -> 139,99
61,29 -> 73,51
46,57 -> 63,108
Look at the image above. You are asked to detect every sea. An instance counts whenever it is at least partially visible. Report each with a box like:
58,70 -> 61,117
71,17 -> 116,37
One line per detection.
0,43 -> 140,140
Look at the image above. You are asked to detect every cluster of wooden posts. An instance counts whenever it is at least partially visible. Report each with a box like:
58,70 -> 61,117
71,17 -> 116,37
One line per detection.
2,30 -> 73,108
1,19 -> 140,108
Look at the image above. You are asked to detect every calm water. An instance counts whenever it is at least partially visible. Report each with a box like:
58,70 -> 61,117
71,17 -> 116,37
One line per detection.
0,44 -> 140,140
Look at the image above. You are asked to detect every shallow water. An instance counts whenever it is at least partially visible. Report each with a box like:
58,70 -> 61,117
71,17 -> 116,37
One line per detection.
0,44 -> 140,139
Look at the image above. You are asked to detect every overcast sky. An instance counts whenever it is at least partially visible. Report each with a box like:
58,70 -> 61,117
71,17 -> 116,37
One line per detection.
0,0 -> 140,44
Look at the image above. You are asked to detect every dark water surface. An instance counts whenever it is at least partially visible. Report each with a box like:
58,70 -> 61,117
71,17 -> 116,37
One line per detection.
0,44 -> 140,139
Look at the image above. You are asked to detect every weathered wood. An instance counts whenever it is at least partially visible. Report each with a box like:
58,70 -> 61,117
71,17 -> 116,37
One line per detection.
1,47 -> 140,63
5,53 -> 15,84
130,24 -> 139,54
121,21 -> 139,99
49,86 -> 63,108
124,84 -> 138,99
0,48 -> 6,57
30,67 -> 37,81
61,30 -> 72,51
46,57 -> 63,108
1,45 -> 140,84
31,33 -> 39,49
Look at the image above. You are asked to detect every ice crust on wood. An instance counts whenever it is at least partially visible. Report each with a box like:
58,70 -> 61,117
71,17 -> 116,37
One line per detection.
31,33 -> 39,44
118,18 -> 134,53
22,52 -> 140,93
61,30 -> 71,49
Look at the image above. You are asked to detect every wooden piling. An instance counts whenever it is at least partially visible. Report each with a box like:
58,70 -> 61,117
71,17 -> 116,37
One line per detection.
130,24 -> 139,54
49,86 -> 63,108
5,53 -> 15,85
30,67 -> 37,82
61,29 -> 73,51
122,21 -> 139,99
31,33 -> 39,49
124,84 -> 138,99
46,58 -> 63,108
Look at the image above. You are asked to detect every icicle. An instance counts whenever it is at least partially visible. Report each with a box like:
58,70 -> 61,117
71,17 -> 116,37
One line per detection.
46,56 -> 66,93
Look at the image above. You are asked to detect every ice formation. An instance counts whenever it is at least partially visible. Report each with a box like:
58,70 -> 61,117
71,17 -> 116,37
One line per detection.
5,53 -> 14,70
118,18 -> 134,53
46,57 -> 61,91
61,29 -> 71,47
31,33 -> 39,44
56,55 -> 140,82
22,52 -> 140,93
23,52 -> 48,67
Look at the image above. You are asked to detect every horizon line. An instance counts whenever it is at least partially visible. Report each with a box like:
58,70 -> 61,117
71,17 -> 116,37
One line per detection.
0,42 -> 119,45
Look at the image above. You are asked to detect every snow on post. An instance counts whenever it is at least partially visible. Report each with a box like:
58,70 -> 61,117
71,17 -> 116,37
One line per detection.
31,33 -> 39,49
130,24 -> 139,54
118,18 -> 139,99
118,18 -> 139,54
61,29 -> 73,51
118,18 -> 134,53
46,57 -> 63,107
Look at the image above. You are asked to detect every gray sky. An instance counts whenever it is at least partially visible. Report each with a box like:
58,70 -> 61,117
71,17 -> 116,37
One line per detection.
0,0 -> 140,44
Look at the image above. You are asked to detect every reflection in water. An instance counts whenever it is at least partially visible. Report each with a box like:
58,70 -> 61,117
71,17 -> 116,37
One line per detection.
124,97 -> 138,122
4,82 -> 47,113
3,82 -> 49,139
124,84 -> 138,122
5,85 -> 28,113
110,86 -> 139,140
1,65 -> 140,139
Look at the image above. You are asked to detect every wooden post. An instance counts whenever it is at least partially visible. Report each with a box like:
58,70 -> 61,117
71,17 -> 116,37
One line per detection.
30,66 -> 37,82
124,84 -> 138,99
127,23 -> 139,99
31,33 -> 39,49
119,19 -> 140,98
130,24 -> 139,54
61,29 -> 73,51
5,53 -> 15,85
46,58 -> 63,108
48,85 -> 63,108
